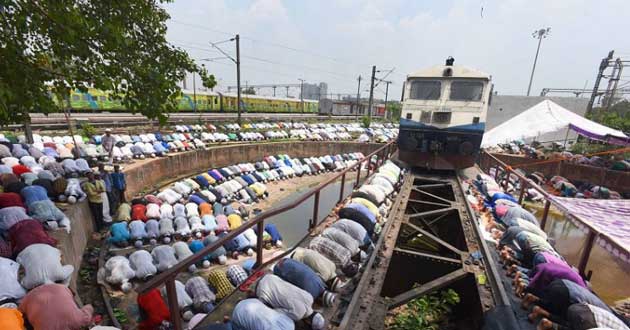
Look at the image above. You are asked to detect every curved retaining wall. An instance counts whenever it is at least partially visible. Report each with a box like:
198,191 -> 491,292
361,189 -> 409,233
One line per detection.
490,153 -> 630,194
59,141 -> 384,289
123,141 -> 385,198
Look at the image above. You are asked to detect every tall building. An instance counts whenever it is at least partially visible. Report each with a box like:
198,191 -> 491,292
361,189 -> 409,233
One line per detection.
302,82 -> 328,100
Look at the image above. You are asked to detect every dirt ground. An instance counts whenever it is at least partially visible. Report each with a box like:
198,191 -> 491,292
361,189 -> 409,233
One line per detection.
77,170 -> 344,329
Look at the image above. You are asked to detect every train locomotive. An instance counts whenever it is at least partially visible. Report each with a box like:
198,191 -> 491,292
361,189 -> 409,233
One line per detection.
397,58 -> 492,170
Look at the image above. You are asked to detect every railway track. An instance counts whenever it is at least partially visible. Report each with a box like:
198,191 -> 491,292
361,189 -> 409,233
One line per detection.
342,166 -> 511,329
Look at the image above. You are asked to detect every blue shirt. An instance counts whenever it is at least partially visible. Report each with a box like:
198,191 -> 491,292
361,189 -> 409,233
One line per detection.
111,172 -> 126,190
273,258 -> 326,299
107,222 -> 130,244
195,175 -> 210,188
20,185 -> 49,206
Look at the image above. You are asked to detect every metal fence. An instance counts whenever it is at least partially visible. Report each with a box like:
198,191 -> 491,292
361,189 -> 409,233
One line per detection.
135,140 -> 397,330
478,150 -> 617,279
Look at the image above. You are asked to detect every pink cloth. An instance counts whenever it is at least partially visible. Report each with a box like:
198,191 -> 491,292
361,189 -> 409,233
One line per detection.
19,284 -> 93,330
495,205 -> 509,218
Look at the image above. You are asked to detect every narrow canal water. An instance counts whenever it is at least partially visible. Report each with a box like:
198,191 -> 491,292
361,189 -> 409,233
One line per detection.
266,179 -> 357,247
525,204 -> 630,304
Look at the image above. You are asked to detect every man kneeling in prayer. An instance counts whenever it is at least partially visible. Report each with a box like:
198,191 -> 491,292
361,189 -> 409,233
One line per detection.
250,274 -> 325,330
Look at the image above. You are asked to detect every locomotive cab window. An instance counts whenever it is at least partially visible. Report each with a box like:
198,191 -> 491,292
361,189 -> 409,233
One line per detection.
409,80 -> 441,100
450,81 -> 484,101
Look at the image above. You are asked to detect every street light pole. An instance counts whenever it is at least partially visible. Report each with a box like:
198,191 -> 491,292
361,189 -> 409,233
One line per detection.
383,80 -> 391,120
526,27 -> 551,96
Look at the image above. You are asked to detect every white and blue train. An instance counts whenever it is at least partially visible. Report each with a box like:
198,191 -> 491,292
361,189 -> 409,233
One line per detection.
398,58 -> 492,169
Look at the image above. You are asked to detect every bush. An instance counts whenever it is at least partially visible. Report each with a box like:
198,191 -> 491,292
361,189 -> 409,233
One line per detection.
387,289 -> 460,330
80,122 -> 97,137
361,115 -> 371,128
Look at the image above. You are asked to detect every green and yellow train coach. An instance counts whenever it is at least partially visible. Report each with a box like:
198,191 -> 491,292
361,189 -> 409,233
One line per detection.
60,88 -> 319,114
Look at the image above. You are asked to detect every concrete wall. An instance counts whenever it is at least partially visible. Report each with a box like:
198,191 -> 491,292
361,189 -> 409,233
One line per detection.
50,200 -> 94,292
488,95 -> 589,144
491,153 -> 630,194
123,141 -> 385,199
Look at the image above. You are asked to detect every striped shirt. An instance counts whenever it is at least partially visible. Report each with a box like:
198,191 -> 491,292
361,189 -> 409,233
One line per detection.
309,236 -> 351,267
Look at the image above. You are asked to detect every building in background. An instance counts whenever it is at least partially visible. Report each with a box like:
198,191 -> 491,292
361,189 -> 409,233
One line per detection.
302,82 -> 328,100
319,98 -> 385,117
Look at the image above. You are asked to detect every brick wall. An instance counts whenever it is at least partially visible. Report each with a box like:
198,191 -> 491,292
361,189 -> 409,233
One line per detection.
123,141 -> 385,199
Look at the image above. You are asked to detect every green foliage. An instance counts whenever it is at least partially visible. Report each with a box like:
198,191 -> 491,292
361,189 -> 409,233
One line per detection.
243,87 -> 256,95
589,101 -> 630,132
386,102 -> 402,122
361,115 -> 371,128
389,289 -> 460,330
80,122 -> 97,137
0,0 -> 215,125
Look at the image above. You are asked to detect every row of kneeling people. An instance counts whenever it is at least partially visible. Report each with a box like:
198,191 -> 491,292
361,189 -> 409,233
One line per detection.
129,160 -> 403,330
471,173 -> 630,330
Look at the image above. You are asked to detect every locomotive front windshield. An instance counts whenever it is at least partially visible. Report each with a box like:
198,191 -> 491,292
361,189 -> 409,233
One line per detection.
409,80 -> 441,100
449,81 -> 484,101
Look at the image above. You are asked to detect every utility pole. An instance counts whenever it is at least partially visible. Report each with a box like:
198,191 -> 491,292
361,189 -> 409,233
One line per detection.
235,34 -> 241,124
355,75 -> 362,119
298,78 -> 305,113
383,80 -> 391,120
192,71 -> 197,112
527,27 -> 551,96
587,50 -> 614,116
368,65 -> 376,121
208,34 -> 241,123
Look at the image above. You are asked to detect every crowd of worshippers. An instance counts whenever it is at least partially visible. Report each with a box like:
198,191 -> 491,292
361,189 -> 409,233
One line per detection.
492,166 -> 626,200
105,152 -> 366,248
485,141 -> 630,172
470,173 -> 630,330
126,160 -> 402,330
100,152 -> 366,291
0,120 -> 392,171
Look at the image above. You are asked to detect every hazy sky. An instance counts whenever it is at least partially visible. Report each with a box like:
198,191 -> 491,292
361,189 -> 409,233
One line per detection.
164,0 -> 630,100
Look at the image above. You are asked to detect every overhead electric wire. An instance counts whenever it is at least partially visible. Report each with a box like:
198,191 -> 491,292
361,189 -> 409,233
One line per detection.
169,19 -> 405,79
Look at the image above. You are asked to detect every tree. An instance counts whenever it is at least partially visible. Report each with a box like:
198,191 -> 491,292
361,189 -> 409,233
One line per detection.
589,100 -> 630,133
386,101 -> 402,122
242,87 -> 256,95
0,0 -> 216,126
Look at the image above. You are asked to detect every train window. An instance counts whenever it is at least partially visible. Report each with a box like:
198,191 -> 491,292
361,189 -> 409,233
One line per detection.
99,96 -> 106,102
432,112 -> 451,124
405,113 -> 412,120
420,111 -> 431,123
409,80 -> 441,100
450,81 -> 484,101
82,94 -> 89,101
72,95 -> 80,102
473,116 -> 480,124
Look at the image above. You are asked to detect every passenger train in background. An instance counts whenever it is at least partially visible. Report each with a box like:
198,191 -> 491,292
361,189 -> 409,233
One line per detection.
397,58 -> 492,170
59,89 -> 320,114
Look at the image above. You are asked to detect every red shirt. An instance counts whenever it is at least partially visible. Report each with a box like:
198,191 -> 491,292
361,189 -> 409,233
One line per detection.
0,192 -> 25,209
137,289 -> 170,330
9,219 -> 57,255
131,204 -> 148,222
11,165 -> 31,176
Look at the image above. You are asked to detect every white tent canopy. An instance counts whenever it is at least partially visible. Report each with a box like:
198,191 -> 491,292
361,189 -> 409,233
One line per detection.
481,100 -> 629,147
